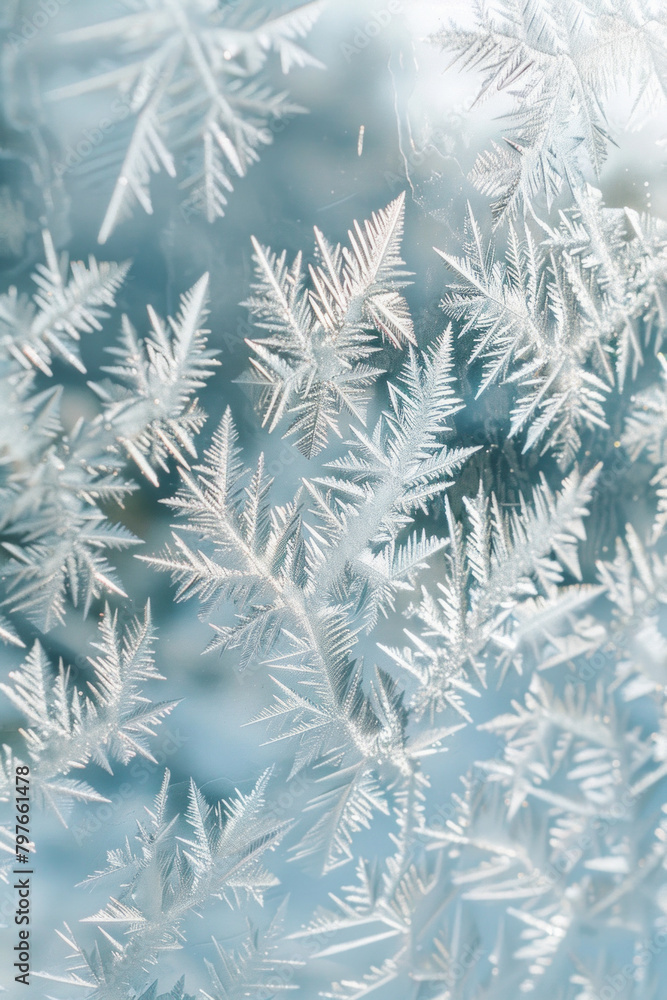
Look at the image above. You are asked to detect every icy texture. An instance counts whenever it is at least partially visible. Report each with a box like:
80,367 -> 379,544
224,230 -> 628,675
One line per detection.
0,2 -> 667,999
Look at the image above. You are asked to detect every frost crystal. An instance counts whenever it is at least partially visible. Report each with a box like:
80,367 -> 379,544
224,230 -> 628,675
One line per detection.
0,604 -> 175,822
1,2 -> 667,999
0,238 -> 217,627
436,0 -> 667,223
242,194 -> 414,456
39,0 -> 325,241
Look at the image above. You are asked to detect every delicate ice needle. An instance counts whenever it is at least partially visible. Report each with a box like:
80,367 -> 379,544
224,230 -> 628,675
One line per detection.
357,124 -> 365,156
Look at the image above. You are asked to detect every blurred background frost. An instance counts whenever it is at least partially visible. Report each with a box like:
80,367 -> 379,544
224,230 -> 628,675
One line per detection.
0,0 -> 666,995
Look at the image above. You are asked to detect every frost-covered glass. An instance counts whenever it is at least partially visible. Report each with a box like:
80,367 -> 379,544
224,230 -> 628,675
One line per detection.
1,2 -> 666,999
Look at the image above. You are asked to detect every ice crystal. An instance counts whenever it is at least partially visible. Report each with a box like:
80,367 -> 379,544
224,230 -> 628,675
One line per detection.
36,0 -> 324,241
242,193 -> 414,456
436,0 -> 667,223
0,238 -> 217,627
1,3 -> 666,999
0,603 -> 175,822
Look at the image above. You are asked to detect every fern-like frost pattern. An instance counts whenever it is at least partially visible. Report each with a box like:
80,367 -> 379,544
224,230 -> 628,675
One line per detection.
0,2 -> 666,999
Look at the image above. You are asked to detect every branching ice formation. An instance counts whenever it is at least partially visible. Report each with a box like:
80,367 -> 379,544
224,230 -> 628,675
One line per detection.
0,236 -> 217,627
0,2 -> 666,998
38,0 -> 325,242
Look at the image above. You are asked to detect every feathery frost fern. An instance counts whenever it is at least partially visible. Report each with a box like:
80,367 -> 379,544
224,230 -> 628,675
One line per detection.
0,238 -> 217,628
44,769 -> 286,998
1,1 -> 667,999
17,0 -> 325,242
437,188 -> 667,466
241,192 -> 414,456
0,603 -> 175,822
435,0 -> 667,224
